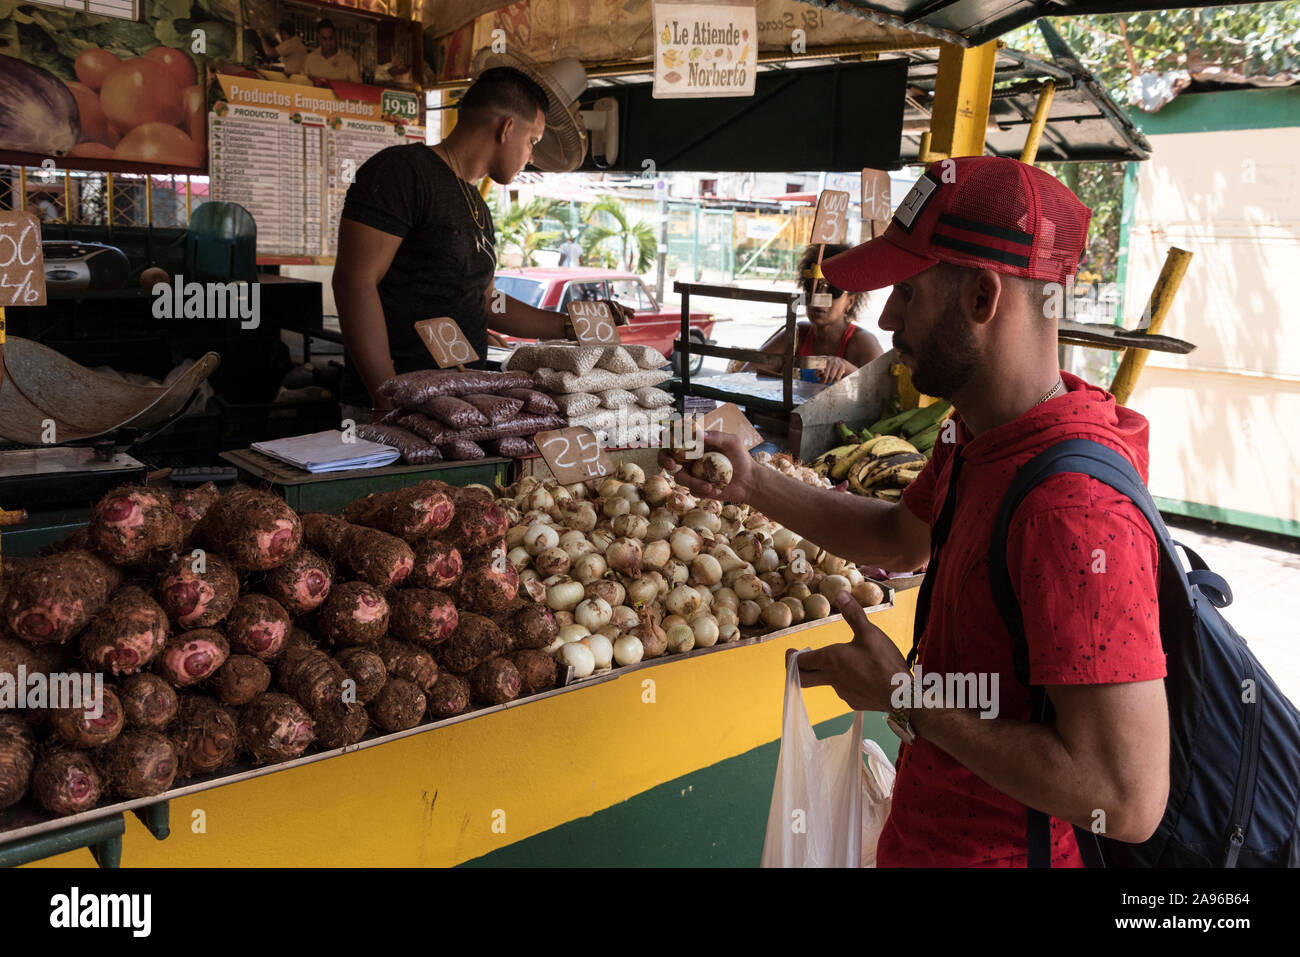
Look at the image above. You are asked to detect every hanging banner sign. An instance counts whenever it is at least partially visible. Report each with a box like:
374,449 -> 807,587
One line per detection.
653,1 -> 757,98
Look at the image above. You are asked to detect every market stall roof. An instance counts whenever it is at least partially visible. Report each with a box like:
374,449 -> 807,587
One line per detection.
822,0 -> 1283,48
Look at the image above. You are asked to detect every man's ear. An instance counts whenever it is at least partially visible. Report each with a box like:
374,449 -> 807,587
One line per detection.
497,114 -> 514,145
968,268 -> 1004,326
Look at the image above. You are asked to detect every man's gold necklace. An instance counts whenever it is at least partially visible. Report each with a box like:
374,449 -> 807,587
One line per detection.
1035,378 -> 1065,406
441,142 -> 485,230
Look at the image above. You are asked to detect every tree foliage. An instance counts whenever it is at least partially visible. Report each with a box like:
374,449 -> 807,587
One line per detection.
579,197 -> 658,273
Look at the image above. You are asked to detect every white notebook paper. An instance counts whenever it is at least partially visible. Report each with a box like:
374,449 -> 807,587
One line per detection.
252,430 -> 400,473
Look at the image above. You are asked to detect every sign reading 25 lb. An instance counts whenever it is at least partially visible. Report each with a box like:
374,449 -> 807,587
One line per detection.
536,426 -> 614,483
566,300 -> 621,346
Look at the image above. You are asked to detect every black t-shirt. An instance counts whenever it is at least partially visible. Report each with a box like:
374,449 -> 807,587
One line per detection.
338,143 -> 495,405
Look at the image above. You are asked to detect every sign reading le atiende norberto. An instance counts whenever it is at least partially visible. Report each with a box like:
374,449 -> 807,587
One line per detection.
653,1 -> 757,98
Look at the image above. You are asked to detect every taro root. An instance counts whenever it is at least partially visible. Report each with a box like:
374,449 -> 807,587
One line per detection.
503,601 -> 557,651
276,627 -> 318,676
456,543 -> 518,617
4,549 -> 121,645
33,747 -> 103,816
388,588 -> 457,648
278,649 -> 346,715
102,730 -> 177,797
171,697 -> 238,778
409,539 -> 462,590
49,684 -> 124,748
79,586 -> 169,677
513,649 -> 558,695
239,692 -> 314,764
315,582 -> 389,647
302,513 -> 414,589
470,657 -> 520,705
333,648 -> 386,705
368,677 -> 426,733
426,673 -> 471,719
210,654 -> 271,706
202,488 -> 302,571
224,594 -> 291,661
0,634 -> 44,681
311,701 -> 369,749
438,612 -> 507,675
119,673 -> 179,731
342,482 -> 455,541
447,496 -> 508,552
156,552 -> 239,629
0,714 -> 37,811
170,482 -> 221,543
263,548 -> 332,616
89,485 -> 182,565
374,637 -> 438,693
154,630 -> 229,688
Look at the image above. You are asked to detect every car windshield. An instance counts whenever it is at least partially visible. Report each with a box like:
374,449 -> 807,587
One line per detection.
494,275 -> 546,308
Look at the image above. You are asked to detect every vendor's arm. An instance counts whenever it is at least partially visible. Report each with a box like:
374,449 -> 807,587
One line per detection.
818,327 -> 885,383
485,280 -> 566,340
333,218 -> 401,409
661,431 -> 930,571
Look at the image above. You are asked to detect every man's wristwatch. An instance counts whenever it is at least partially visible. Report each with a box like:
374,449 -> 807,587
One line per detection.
887,675 -> 918,744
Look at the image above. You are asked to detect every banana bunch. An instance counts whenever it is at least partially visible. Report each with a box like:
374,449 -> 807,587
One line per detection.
810,399 -> 954,501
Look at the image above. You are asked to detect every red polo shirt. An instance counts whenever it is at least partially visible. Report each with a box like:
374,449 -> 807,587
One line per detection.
877,372 -> 1166,867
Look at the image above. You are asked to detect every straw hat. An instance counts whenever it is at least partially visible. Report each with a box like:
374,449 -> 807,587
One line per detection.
471,48 -> 588,172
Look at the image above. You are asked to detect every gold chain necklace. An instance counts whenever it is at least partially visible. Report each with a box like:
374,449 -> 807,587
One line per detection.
1035,378 -> 1065,406
441,141 -> 485,230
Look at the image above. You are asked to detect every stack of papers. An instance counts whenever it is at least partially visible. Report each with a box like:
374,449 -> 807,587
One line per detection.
253,430 -> 400,473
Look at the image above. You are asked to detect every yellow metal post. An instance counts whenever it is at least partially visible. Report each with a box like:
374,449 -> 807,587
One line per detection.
185,175 -> 193,221
1109,247 -> 1194,406
145,175 -> 153,225
927,41 -> 998,159
63,171 -> 72,222
17,166 -> 27,209
1020,80 -> 1056,164
107,171 -> 114,225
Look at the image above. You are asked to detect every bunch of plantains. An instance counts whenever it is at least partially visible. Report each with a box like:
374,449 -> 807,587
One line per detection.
811,400 -> 952,502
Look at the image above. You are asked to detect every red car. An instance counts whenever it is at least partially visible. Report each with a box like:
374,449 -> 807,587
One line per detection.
492,268 -> 715,374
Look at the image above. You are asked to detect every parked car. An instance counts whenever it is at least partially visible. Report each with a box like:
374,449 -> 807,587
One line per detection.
492,268 -> 715,375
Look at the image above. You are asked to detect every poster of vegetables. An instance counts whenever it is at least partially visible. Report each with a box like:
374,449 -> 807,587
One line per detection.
0,0 -> 238,170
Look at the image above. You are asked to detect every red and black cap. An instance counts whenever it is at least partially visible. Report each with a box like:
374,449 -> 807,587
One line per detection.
822,156 -> 1092,293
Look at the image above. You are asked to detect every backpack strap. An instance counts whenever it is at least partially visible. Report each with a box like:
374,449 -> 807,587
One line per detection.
987,438 -> 1189,869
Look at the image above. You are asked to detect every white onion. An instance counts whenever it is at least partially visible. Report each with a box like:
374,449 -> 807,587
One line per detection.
643,473 -> 673,506
605,537 -> 644,578
572,552 -> 608,584
738,600 -> 762,626
803,593 -> 832,619
733,574 -> 766,601
819,574 -> 852,601
612,513 -> 650,540
666,622 -> 695,654
691,614 -> 720,648
580,633 -> 615,670
781,596 -> 806,624
613,635 -> 644,665
611,604 -> 640,632
574,596 -> 613,631
546,577 -> 586,611
525,522 -> 560,557
666,584 -> 702,618
534,546 -> 571,577
522,487 -> 554,512
556,641 -> 596,678
683,508 -> 721,534
669,526 -> 703,561
603,496 -> 631,519
625,576 -> 658,607
597,476 -> 624,499
664,560 -> 689,587
617,462 -> 646,484
585,578 -> 625,608
642,539 -> 672,570
712,587 -> 740,612
506,524 -> 529,549
558,623 -> 591,643
507,546 -> 531,570
617,482 -> 642,504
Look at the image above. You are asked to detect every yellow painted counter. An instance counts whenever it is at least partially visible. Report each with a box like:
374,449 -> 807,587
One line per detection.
26,588 -> 917,868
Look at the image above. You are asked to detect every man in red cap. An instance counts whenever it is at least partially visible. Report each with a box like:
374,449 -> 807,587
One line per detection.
664,156 -> 1168,867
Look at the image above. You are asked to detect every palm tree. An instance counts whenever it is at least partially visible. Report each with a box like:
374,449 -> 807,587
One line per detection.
489,195 -> 566,266
579,197 -> 657,273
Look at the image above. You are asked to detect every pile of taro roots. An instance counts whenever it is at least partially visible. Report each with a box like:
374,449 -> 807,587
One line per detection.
0,481 -> 559,820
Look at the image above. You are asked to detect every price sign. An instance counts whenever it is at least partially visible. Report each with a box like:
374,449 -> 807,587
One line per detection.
536,427 -> 614,484
809,190 -> 850,245
692,402 -> 762,450
860,168 -> 892,223
415,317 -> 478,368
0,211 -> 46,307
566,300 -> 621,345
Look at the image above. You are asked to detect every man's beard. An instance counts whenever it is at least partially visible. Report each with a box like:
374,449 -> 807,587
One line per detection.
900,290 -> 979,399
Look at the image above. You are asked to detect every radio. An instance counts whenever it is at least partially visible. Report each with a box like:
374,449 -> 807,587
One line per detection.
41,241 -> 130,292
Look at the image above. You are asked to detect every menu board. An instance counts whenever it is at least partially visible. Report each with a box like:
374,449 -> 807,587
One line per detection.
208,76 -> 423,258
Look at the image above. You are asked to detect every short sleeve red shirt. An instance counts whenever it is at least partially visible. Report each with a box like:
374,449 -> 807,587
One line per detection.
876,373 -> 1165,867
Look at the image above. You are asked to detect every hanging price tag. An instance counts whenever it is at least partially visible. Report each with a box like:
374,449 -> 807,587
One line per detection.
809,190 -> 850,245
0,211 -> 46,307
535,427 -> 614,483
566,300 -> 621,345
860,168 -> 892,223
692,402 -> 762,450
415,317 -> 479,368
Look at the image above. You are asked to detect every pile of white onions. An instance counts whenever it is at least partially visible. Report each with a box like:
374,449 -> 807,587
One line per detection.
498,459 -> 886,676
751,450 -> 833,489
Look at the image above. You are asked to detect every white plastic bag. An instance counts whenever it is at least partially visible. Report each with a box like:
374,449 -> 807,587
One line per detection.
860,739 -> 896,867
760,650 -> 866,867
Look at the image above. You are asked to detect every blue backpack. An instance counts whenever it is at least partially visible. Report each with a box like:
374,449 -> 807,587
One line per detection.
987,438 -> 1300,867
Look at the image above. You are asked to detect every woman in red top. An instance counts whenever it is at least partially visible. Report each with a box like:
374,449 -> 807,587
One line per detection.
738,243 -> 883,383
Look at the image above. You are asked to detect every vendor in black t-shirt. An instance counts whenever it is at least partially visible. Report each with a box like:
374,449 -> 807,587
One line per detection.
334,67 -> 617,412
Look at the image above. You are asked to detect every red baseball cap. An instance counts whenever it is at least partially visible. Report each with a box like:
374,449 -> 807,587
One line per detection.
822,156 -> 1092,293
